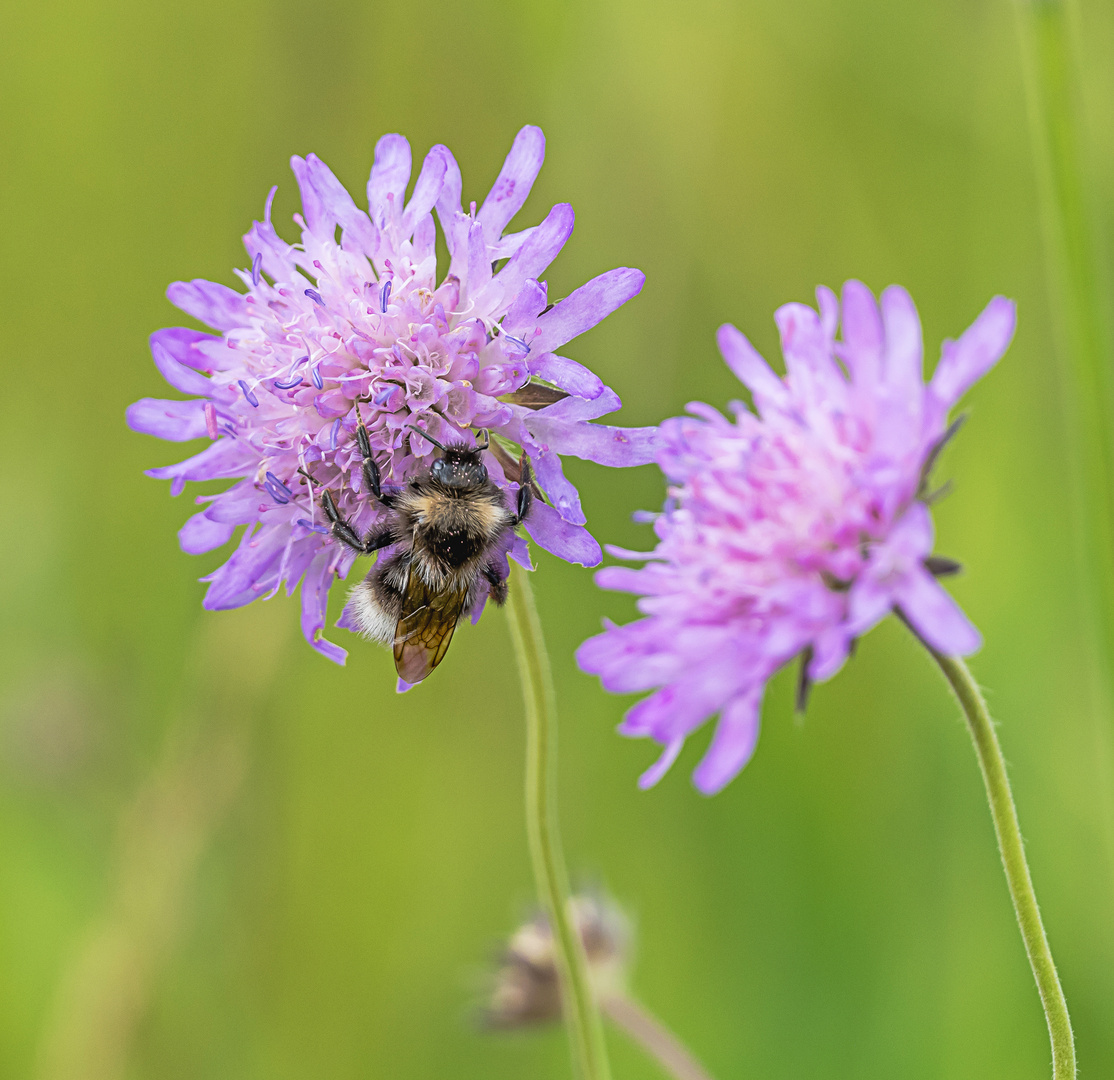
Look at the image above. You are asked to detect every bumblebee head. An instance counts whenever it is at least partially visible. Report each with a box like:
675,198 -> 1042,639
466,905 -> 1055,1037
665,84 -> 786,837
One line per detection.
430,446 -> 489,488
409,426 -> 489,489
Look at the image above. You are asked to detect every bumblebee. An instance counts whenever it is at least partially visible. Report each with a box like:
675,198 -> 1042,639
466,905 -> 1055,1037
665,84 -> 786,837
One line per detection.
307,410 -> 533,683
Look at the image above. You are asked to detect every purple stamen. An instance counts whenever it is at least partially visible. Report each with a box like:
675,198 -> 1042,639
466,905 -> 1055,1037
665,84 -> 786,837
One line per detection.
311,364 -> 323,390
304,288 -> 325,307
373,386 -> 394,406
294,354 -> 310,368
297,519 -> 331,535
380,279 -> 392,313
329,418 -> 341,450
504,334 -> 531,355
265,471 -> 293,499
251,252 -> 262,286
263,478 -> 290,505
238,380 -> 259,407
273,374 -> 304,390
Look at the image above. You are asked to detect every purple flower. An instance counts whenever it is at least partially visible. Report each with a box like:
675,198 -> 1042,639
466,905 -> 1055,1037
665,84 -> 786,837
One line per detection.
128,127 -> 657,663
577,282 -> 1016,794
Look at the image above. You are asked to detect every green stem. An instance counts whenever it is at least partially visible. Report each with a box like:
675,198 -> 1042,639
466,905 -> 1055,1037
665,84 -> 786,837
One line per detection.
1013,0 -> 1114,850
602,994 -> 715,1080
928,650 -> 1075,1079
506,564 -> 612,1080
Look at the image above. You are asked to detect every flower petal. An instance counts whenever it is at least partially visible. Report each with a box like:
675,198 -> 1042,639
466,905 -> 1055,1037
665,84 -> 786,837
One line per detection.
532,268 -> 645,354
150,327 -> 222,372
465,217 -> 492,299
401,145 -> 449,238
201,479 -> 265,524
530,448 -> 586,524
527,354 -> 605,400
151,340 -> 212,396
503,278 -> 549,334
367,133 -> 412,229
895,567 -> 981,655
478,125 -> 546,242
167,279 -> 250,332
293,153 -> 378,255
807,628 -> 851,682
715,324 -> 788,410
638,737 -> 685,790
509,533 -> 533,570
521,415 -> 660,467
179,511 -> 236,554
839,279 -> 883,386
485,203 -> 575,310
621,665 -> 739,755
888,500 -> 935,557
126,398 -> 208,441
880,284 -> 923,388
242,186 -> 301,285
523,501 -> 601,566
201,524 -> 289,609
775,301 -> 845,401
816,285 -> 839,339
289,154 -> 328,236
930,296 -> 1016,409
434,146 -> 469,272
532,388 -> 622,422
594,566 -> 655,594
579,621 -> 674,689
490,226 -> 536,261
146,439 -> 256,492
692,691 -> 762,795
301,551 -> 347,665
846,577 -> 893,638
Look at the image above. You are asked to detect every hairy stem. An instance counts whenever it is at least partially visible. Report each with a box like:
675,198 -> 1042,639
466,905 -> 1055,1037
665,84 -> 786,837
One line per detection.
602,994 -> 715,1080
928,649 -> 1075,1079
506,565 -> 611,1080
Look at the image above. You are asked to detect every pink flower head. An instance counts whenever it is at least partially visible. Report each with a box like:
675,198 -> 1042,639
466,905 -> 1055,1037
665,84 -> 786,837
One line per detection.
577,282 -> 1016,794
128,127 -> 657,663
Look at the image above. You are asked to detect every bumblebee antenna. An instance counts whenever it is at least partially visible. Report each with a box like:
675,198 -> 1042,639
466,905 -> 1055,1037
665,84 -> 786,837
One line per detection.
474,428 -> 490,450
406,424 -> 449,452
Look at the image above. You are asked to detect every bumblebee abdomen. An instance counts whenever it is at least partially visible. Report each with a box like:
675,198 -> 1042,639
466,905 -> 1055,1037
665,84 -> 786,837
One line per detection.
347,552 -> 409,644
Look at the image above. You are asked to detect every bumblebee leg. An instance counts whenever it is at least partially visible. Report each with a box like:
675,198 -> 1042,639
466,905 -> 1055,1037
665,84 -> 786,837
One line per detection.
484,564 -> 509,606
354,407 -> 395,507
320,489 -> 364,551
320,490 -> 397,555
511,453 -> 533,525
360,527 -> 396,554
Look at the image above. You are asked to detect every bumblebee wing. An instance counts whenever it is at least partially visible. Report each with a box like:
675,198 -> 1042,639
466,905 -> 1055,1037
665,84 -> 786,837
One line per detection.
392,569 -> 468,684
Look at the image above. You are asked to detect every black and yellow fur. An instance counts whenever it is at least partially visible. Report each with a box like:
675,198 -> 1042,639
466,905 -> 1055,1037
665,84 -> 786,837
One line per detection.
311,414 -> 532,683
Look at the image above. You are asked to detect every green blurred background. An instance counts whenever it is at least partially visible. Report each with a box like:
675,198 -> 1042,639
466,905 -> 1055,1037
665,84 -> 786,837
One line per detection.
2,0 -> 1113,1076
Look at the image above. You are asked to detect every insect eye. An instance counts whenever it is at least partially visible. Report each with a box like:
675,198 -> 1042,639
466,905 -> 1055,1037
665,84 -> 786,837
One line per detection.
430,459 -> 447,481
